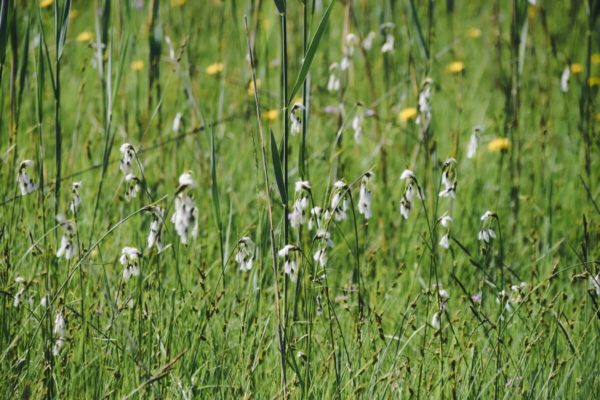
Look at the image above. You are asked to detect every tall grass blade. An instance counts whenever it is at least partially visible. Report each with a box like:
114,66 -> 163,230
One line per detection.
287,0 -> 334,106
271,129 -> 287,206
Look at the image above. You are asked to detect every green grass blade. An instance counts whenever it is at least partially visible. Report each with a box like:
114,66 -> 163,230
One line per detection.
273,0 -> 286,14
407,0 -> 429,59
287,0 -> 334,106
0,0 -> 9,72
270,129 -> 287,206
57,0 -> 71,61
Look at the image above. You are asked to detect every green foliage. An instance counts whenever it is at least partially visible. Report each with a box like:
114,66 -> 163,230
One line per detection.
0,1 -> 599,399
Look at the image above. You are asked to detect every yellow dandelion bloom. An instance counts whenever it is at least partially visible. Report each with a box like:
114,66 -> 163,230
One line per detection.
40,0 -> 53,8
131,60 -> 145,72
570,63 -> 583,75
206,63 -> 224,75
248,79 -> 261,96
76,31 -> 93,43
487,137 -> 511,152
398,107 -> 418,123
171,0 -> 186,6
467,27 -> 481,39
592,54 -> 600,65
588,76 -> 600,87
263,109 -> 279,121
447,61 -> 465,74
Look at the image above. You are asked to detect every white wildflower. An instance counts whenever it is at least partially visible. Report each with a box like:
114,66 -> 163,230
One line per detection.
358,172 -> 373,219
68,181 -> 82,214
431,312 -> 440,329
289,180 -> 311,229
53,310 -> 67,355
278,244 -> 296,258
327,62 -> 340,92
362,31 -> 376,50
146,206 -> 165,252
14,287 -> 25,308
590,273 -> 600,296
308,207 -> 323,231
119,143 -> 136,175
124,174 -> 141,202
439,234 -> 450,249
352,103 -> 366,144
278,245 -> 299,282
173,112 -> 183,132
54,310 -> 66,338
467,128 -> 480,159
560,65 -> 570,93
330,180 -> 348,222
439,214 -> 453,228
120,246 -> 141,281
17,160 -> 37,196
381,34 -> 394,53
165,35 -> 176,62
295,180 -> 311,193
439,158 -> 457,199
235,236 -> 255,272
283,259 -> 298,282
340,33 -> 358,71
313,247 -> 327,267
416,78 -> 433,129
171,172 -> 198,244
289,196 -> 309,229
56,214 -> 76,260
316,295 -> 323,315
399,170 -> 421,220
290,103 -> 304,135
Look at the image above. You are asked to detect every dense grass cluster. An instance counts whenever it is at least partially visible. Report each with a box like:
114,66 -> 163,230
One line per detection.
1,0 -> 599,398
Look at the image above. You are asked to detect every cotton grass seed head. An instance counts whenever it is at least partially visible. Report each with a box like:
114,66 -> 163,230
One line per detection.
236,237 -> 255,272
17,160 -> 37,196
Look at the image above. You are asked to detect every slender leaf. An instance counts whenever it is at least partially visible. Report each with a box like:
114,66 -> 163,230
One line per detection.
210,127 -> 222,227
270,130 -> 287,205
57,0 -> 71,60
287,0 -> 334,106
407,0 -> 429,59
0,0 -> 9,68
273,0 -> 286,14
517,18 -> 528,76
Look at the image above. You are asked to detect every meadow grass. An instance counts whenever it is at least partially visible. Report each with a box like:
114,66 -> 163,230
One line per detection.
1,0 -> 599,398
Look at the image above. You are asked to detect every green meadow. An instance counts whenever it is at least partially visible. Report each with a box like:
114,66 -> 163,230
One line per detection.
1,0 -> 599,398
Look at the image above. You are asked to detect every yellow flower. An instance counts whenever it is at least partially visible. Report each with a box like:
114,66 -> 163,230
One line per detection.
447,61 -> 465,74
248,79 -> 261,96
487,137 -> 511,152
592,54 -> 600,65
206,62 -> 224,75
263,109 -> 279,121
570,63 -> 583,75
76,31 -> 93,43
398,107 -> 418,123
171,0 -> 186,6
40,0 -> 53,8
588,76 -> 600,87
467,27 -> 481,39
131,60 -> 145,72
69,9 -> 79,19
